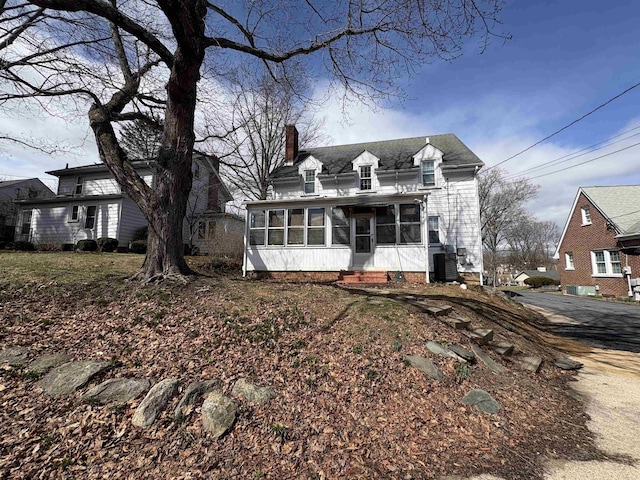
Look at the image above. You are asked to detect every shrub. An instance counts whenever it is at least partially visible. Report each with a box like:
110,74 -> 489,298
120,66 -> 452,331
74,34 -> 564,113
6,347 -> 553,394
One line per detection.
97,237 -> 119,252
132,226 -> 148,242
62,243 -> 75,251
524,276 -> 560,288
130,240 -> 147,254
76,239 -> 98,252
8,241 -> 35,251
0,241 -> 5,250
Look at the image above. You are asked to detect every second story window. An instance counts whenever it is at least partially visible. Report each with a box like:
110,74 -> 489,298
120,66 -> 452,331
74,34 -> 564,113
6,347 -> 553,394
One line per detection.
304,170 -> 315,194
581,206 -> 592,225
421,160 -> 435,186
75,177 -> 84,195
359,165 -> 372,190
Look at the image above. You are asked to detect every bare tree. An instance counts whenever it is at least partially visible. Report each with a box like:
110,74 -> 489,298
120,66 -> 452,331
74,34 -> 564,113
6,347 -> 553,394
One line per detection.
207,74 -> 326,201
478,168 -> 538,285
505,218 -> 559,271
0,0 -> 507,282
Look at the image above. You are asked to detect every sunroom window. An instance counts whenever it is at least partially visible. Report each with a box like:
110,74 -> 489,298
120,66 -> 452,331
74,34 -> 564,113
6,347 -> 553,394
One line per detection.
331,207 -> 350,245
399,204 -> 421,244
307,208 -> 325,245
375,206 -> 396,244
268,209 -> 285,245
249,210 -> 266,245
287,208 -> 304,245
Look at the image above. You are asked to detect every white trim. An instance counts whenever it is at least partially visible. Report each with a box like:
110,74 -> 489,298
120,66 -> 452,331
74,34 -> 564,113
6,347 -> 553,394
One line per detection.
564,252 -> 574,270
554,189 -> 582,259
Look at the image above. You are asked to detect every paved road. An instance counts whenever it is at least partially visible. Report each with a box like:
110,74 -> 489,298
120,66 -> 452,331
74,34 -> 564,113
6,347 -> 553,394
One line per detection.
512,291 -> 640,353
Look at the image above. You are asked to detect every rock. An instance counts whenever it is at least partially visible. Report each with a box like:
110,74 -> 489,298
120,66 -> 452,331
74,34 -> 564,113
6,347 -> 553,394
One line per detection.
470,345 -> 506,374
469,328 -> 494,345
404,354 -> 441,380
426,341 -> 460,360
37,360 -> 111,397
29,353 -> 72,373
81,378 -> 150,404
0,346 -> 29,366
425,305 -> 453,317
231,378 -> 276,404
555,358 -> 583,371
462,389 -> 501,414
445,318 -> 471,330
517,356 -> 543,373
447,345 -> 476,363
174,379 -> 222,420
202,392 -> 237,439
488,341 -> 514,356
132,378 -> 179,428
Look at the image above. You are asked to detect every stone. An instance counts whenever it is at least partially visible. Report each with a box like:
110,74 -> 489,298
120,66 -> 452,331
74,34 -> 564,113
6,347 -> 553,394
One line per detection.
0,346 -> 29,366
517,356 -> 543,373
29,353 -> 72,373
445,318 -> 471,330
132,378 -> 179,428
202,392 -> 237,439
404,355 -> 441,380
488,341 -> 514,356
425,305 -> 453,317
447,345 -> 476,363
470,345 -> 506,374
462,389 -> 501,414
81,378 -> 150,404
426,341 -> 460,360
231,378 -> 276,404
469,328 -> 494,345
174,379 -> 222,420
555,358 -> 583,371
37,360 -> 111,397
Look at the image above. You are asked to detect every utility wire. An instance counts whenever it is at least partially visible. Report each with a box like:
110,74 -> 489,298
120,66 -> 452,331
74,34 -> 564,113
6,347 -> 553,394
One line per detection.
526,141 -> 640,180
503,126 -> 640,180
486,79 -> 640,171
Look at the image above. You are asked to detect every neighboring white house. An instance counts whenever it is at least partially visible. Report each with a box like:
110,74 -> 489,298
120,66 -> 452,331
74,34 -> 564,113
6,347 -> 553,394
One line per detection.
14,154 -> 242,254
243,126 -> 484,283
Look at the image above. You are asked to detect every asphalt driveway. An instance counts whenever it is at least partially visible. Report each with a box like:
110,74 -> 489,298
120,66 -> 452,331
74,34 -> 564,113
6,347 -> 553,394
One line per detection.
512,291 -> 640,353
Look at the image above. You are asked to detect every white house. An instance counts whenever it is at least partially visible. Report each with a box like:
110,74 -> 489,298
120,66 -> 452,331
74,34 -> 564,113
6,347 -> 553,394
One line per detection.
1,178 -> 54,241
15,154 -> 242,254
242,126 -> 484,284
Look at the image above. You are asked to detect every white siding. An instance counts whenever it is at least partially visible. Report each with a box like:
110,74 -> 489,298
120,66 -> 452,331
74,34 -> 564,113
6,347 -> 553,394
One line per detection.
57,169 -> 154,196
118,198 -> 147,244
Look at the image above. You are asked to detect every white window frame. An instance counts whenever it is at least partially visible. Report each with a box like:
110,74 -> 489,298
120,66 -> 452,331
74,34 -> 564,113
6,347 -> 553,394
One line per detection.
20,209 -> 32,235
68,205 -> 80,223
428,215 -> 440,244
591,249 -> 622,277
75,176 -> 84,196
564,252 -> 574,270
420,160 -> 435,187
303,170 -> 316,195
249,210 -> 266,246
581,206 -> 592,225
267,209 -> 285,246
359,165 -> 372,191
84,205 -> 97,230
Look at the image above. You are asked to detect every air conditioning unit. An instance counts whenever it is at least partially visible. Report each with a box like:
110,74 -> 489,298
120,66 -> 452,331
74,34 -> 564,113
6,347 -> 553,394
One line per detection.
630,278 -> 640,287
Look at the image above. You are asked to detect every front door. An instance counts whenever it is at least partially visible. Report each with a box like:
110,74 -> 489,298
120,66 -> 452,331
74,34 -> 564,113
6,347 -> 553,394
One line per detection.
352,215 -> 374,268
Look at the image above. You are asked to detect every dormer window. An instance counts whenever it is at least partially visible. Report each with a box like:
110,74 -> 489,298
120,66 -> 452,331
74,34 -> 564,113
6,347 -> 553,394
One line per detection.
359,165 -> 372,190
303,170 -> 315,194
421,160 -> 435,186
74,177 -> 84,195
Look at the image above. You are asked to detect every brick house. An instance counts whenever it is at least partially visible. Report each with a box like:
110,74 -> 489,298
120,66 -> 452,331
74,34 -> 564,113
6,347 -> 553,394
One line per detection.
554,186 -> 640,298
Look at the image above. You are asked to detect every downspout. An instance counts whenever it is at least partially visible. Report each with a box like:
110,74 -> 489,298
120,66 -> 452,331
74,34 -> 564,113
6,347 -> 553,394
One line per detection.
474,166 -> 484,286
242,207 -> 249,277
423,194 -> 429,284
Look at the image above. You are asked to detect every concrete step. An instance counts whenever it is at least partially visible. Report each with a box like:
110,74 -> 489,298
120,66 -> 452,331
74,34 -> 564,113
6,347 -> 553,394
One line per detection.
488,341 -> 514,356
515,355 -> 542,373
469,328 -> 494,345
425,305 -> 453,317
444,318 -> 471,330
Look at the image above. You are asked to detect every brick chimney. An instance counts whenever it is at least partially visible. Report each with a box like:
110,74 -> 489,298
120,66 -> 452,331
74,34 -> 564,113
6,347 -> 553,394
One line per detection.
285,124 -> 298,166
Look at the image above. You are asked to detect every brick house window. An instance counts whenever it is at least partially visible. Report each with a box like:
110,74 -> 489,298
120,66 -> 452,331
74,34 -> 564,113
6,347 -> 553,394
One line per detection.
581,206 -> 592,225
591,250 -> 622,276
565,252 -> 574,270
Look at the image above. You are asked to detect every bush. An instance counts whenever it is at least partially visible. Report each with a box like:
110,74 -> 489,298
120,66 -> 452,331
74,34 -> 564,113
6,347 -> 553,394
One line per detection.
62,243 -> 75,251
0,241 -> 5,250
524,276 -> 560,288
132,226 -> 148,242
76,239 -> 98,252
97,237 -> 119,252
130,240 -> 147,254
8,241 -> 35,251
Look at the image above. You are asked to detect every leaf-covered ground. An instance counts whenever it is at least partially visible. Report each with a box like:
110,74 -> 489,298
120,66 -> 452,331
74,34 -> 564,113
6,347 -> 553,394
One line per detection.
0,253 -> 609,479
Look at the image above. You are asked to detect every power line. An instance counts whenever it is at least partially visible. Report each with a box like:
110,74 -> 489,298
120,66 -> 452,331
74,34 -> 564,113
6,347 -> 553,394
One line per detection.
487,79 -> 640,171
526,141 -> 640,181
503,126 -> 640,180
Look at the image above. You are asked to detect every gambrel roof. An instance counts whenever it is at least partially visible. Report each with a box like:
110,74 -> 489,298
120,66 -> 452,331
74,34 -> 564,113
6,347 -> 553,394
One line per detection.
270,133 -> 483,179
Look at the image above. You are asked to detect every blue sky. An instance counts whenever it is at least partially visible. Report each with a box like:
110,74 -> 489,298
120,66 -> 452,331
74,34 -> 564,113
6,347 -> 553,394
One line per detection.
2,0 -> 640,229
